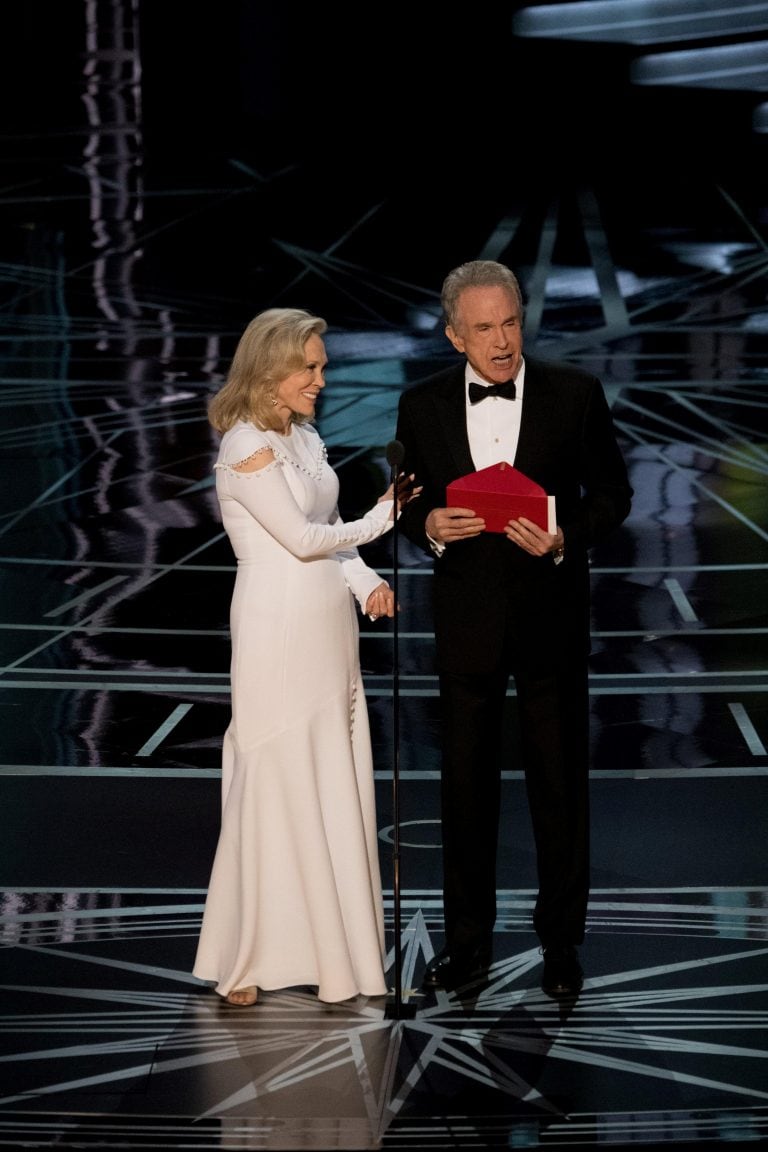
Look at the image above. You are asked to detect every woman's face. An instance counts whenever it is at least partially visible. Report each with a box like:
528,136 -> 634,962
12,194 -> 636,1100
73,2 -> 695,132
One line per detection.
273,334 -> 327,427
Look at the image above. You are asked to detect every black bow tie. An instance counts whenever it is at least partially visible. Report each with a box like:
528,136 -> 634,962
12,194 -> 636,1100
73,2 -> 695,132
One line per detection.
468,379 -> 517,404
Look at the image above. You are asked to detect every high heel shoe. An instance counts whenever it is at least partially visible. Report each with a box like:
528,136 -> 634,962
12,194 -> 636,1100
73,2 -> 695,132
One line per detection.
224,986 -> 258,1006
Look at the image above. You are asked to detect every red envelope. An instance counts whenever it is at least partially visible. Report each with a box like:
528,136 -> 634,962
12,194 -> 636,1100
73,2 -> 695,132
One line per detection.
446,461 -> 556,533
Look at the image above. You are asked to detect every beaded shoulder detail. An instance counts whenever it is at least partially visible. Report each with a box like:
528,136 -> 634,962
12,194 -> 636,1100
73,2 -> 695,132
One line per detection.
215,424 -> 328,480
269,429 -> 328,480
215,445 -> 273,472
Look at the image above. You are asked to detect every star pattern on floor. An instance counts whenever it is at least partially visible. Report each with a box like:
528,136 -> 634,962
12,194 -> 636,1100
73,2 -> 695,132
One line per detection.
2,902 -> 767,1148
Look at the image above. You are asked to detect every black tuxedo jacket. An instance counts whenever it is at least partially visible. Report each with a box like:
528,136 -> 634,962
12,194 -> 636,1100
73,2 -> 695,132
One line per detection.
395,356 -> 633,675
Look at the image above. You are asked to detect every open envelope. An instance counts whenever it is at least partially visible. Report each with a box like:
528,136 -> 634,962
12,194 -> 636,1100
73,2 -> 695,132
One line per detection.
446,461 -> 556,533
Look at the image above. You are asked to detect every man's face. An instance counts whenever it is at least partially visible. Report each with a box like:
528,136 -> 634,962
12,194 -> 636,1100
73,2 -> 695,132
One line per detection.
445,285 -> 523,385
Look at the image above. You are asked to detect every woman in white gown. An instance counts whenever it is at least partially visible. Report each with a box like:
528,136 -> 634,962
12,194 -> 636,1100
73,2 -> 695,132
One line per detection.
193,308 -> 407,1006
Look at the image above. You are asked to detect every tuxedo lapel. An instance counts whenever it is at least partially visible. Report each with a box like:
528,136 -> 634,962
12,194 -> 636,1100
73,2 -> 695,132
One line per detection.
432,369 -> 475,476
513,358 -> 551,473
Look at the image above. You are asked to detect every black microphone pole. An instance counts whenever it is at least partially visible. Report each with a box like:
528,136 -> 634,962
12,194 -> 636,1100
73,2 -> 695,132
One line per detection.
383,440 -> 415,1020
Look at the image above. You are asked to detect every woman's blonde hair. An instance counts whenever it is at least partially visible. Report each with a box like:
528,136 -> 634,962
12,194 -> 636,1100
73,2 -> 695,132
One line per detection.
208,308 -> 328,433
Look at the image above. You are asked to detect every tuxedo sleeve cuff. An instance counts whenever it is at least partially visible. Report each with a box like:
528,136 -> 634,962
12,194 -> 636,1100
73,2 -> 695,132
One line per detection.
427,532 -> 445,558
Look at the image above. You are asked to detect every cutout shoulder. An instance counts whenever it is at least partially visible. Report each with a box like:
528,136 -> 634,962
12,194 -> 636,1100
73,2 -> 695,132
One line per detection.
230,446 -> 275,472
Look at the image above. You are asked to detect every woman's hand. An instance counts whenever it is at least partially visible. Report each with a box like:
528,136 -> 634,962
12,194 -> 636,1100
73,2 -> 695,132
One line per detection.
365,582 -> 396,621
378,472 -> 422,516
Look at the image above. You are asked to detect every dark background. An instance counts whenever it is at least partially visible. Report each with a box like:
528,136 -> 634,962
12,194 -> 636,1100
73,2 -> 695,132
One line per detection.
5,0 -> 765,329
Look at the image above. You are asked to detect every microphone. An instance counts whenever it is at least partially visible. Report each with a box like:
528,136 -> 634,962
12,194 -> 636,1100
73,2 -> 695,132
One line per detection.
385,439 -> 405,483
382,435 -> 415,1019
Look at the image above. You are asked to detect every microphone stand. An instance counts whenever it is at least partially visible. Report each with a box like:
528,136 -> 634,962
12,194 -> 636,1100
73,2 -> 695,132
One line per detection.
384,444 -> 416,1020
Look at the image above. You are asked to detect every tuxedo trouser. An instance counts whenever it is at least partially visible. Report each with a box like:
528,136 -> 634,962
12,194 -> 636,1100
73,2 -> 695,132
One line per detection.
438,659 -> 590,954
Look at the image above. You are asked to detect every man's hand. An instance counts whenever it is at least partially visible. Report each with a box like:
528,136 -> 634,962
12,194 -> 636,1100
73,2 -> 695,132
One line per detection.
426,506 -> 485,544
504,517 -> 564,557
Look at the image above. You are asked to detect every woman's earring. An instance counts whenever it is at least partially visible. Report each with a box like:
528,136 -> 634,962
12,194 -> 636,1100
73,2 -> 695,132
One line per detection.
270,396 -> 278,406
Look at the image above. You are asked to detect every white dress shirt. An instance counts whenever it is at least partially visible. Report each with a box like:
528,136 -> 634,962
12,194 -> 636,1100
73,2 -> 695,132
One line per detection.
427,360 -> 525,556
466,359 -> 525,470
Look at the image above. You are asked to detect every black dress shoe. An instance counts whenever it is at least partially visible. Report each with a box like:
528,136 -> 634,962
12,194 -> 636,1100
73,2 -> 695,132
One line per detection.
422,949 -> 452,989
422,945 -> 491,991
541,945 -> 583,997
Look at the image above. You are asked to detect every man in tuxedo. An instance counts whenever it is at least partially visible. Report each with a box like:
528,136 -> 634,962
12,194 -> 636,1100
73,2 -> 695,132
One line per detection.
395,260 -> 633,996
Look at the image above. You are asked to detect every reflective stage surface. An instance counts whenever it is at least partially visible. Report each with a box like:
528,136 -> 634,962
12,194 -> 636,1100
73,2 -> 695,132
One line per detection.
1,3 -> 767,1149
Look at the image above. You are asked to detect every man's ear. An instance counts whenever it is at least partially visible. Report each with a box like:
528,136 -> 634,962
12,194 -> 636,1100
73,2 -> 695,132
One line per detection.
445,324 -> 464,354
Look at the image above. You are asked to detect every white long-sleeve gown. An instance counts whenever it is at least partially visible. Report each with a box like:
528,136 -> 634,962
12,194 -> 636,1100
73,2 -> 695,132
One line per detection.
193,421 -> 392,1002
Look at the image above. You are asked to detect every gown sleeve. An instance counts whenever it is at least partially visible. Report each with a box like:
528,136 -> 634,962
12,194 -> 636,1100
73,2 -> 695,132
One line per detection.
334,547 -> 389,614
216,430 -> 394,559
